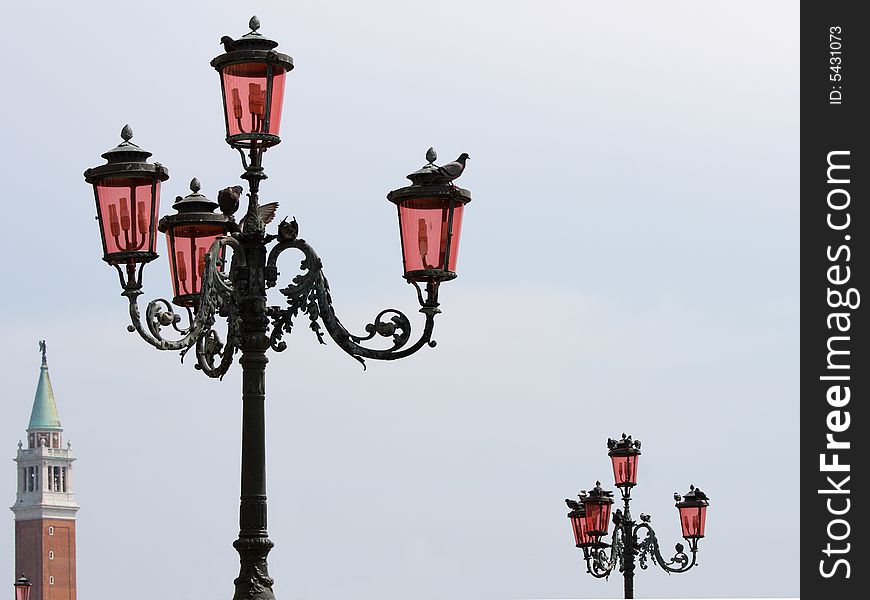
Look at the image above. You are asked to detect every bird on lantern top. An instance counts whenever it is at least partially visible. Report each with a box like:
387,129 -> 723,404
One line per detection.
218,185 -> 243,216
437,153 -> 470,184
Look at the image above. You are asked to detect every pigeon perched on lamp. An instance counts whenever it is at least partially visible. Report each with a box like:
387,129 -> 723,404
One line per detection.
277,217 -> 298,242
217,185 -> 243,217
437,153 -> 470,184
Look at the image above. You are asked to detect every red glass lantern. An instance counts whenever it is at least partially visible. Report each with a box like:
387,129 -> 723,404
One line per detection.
211,16 -> 293,149
387,150 -> 472,283
675,485 -> 709,539
14,576 -> 31,600
568,505 -> 596,548
84,125 -> 169,266
158,179 -> 232,307
607,433 -> 641,488
583,481 -> 615,537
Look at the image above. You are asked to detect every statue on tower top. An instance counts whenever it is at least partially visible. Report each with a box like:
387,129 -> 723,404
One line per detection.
39,340 -> 46,365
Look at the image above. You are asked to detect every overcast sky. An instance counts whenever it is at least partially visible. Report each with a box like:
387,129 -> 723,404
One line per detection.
0,1 -> 798,598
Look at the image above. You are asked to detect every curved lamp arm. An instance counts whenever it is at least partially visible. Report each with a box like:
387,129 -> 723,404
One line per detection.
585,529 -> 623,579
122,236 -> 244,365
634,522 -> 699,574
266,237 -> 439,368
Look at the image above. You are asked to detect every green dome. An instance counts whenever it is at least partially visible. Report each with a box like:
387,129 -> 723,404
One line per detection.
29,358 -> 62,431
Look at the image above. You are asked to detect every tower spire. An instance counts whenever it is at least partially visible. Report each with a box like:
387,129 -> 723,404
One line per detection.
29,341 -> 61,433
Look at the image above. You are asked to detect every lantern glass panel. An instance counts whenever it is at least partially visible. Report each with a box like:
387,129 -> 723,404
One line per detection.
398,198 -> 464,275
166,224 -> 226,306
95,176 -> 159,260
584,501 -> 612,536
678,505 -> 707,538
570,514 -> 595,547
15,583 -> 31,600
221,63 -> 286,139
611,455 -> 639,486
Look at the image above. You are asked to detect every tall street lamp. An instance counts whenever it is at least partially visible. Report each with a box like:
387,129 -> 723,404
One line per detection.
13,576 -> 31,600
563,434 -> 710,599
83,17 -> 472,600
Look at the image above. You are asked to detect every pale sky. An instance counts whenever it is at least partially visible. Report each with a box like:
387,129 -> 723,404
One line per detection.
1,1 -> 798,598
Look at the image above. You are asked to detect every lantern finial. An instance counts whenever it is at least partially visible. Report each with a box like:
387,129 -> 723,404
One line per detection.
249,15 -> 261,32
426,147 -> 437,164
190,178 -> 201,193
121,124 -> 133,141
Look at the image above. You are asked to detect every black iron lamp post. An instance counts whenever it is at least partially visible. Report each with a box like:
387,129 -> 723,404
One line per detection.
13,576 -> 31,600
84,16 -> 472,600
563,434 -> 710,599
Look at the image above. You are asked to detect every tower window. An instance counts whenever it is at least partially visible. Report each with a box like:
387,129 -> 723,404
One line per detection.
48,526 -> 54,535
49,576 -> 54,586
49,550 -> 54,560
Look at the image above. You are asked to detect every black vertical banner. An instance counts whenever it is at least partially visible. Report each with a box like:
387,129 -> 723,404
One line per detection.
803,3 -> 868,598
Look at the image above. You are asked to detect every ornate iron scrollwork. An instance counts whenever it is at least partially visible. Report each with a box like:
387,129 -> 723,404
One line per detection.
121,220 -> 440,375
123,235 -> 244,371
265,236 -> 438,368
634,522 -> 697,574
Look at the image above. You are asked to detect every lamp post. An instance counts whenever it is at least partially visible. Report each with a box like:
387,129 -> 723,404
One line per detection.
564,434 -> 710,599
83,17 -> 471,600
13,576 -> 31,600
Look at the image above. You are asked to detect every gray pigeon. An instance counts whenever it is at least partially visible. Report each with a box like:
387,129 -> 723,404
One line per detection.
239,201 -> 280,229
220,36 -> 235,53
437,153 -> 470,183
278,217 -> 298,242
217,186 -> 243,216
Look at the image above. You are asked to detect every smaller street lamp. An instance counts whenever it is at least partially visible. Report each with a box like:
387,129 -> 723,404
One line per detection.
608,432 -> 641,488
83,125 -> 169,285
387,151 -> 471,286
583,481 -> 614,538
563,434 -> 711,599
13,576 -> 31,600
158,178 -> 233,307
211,16 -> 293,150
567,492 -> 599,551
676,485 -> 709,540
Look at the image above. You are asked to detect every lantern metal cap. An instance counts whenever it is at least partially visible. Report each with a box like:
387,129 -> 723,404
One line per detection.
15,576 -> 31,587
675,485 -> 709,508
172,178 -> 220,213
234,16 -> 280,51
567,507 -> 584,519
607,432 -> 642,457
586,481 -> 615,503
100,124 -> 153,163
84,125 -> 169,183
211,15 -> 294,72
158,178 -> 233,233
387,148 -> 472,205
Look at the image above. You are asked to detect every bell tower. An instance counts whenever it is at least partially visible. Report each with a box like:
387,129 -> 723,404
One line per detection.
11,342 -> 78,600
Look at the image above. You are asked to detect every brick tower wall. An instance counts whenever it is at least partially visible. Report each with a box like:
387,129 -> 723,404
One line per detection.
15,519 -> 76,600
